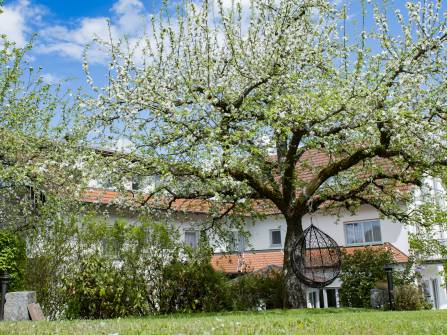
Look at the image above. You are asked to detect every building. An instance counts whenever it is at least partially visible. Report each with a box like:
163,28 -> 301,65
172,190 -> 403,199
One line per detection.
83,151 -> 447,310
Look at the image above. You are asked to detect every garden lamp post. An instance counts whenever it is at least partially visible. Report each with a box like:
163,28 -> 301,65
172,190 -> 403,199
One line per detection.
384,264 -> 394,310
0,272 -> 10,321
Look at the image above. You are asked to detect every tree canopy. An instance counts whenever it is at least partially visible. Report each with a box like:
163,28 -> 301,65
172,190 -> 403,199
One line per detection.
80,0 -> 447,307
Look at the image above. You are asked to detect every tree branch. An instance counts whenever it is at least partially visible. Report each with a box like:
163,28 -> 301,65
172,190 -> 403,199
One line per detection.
227,167 -> 285,212
282,129 -> 305,206
308,172 -> 422,212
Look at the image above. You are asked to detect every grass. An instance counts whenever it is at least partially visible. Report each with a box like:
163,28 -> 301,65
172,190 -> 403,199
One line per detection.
0,308 -> 446,335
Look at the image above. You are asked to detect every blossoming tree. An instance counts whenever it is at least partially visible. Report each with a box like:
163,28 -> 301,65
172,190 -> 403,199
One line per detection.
84,0 -> 447,307
0,33 -> 86,231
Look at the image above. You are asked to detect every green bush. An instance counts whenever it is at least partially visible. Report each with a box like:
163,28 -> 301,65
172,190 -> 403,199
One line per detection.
339,248 -> 394,308
0,229 -> 26,291
158,256 -> 231,313
229,266 -> 284,310
25,254 -> 65,318
394,284 -> 426,311
63,253 -> 147,319
26,215 -> 234,319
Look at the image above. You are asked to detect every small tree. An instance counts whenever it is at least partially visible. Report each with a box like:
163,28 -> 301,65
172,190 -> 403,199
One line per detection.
0,15 -> 89,232
83,0 -> 447,307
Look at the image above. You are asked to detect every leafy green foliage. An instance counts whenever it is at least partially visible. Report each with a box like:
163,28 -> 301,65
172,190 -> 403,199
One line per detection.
25,215 -> 236,319
0,33 -> 88,234
64,253 -> 139,319
393,284 -> 427,311
229,267 -> 285,310
340,248 -> 396,308
158,256 -> 230,313
0,229 -> 26,290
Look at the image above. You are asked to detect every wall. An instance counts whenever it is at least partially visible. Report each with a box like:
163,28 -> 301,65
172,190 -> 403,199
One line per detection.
419,263 -> 447,309
240,205 -> 410,254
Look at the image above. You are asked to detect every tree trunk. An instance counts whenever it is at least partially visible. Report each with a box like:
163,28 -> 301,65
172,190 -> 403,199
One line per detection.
283,215 -> 308,309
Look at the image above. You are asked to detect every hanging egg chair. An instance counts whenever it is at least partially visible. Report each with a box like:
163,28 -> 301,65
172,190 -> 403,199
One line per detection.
291,223 -> 342,288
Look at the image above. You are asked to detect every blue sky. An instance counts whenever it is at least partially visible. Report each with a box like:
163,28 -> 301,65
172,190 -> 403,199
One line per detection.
0,0 -> 166,90
0,0 -> 445,92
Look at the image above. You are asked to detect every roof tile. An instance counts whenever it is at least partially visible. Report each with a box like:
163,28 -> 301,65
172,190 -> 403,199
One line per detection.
211,243 -> 408,273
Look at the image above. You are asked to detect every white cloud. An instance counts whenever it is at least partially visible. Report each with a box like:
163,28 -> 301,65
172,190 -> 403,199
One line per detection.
216,0 -> 251,10
112,0 -> 145,35
0,0 -> 44,47
36,0 -> 146,64
38,17 -> 118,63
40,73 -> 62,84
0,0 -> 261,65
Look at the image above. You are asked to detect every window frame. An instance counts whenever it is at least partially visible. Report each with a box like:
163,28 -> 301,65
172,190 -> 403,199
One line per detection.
270,229 -> 282,248
229,231 -> 246,253
184,230 -> 199,248
102,237 -> 121,259
433,179 -> 446,209
344,219 -> 382,246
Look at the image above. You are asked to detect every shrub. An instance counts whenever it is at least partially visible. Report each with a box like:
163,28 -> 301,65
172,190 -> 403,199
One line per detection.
339,248 -> 394,308
229,266 -> 284,310
394,285 -> 425,311
157,255 -> 231,313
63,253 -> 148,319
0,229 -> 26,291
25,215 -> 80,318
26,215 -> 233,319
25,254 -> 66,318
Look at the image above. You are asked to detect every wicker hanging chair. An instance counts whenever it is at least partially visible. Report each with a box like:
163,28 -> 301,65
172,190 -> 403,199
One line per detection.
291,223 -> 342,288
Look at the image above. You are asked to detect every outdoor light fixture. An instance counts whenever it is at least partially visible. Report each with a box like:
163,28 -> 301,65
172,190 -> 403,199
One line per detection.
0,272 -> 10,321
384,264 -> 395,311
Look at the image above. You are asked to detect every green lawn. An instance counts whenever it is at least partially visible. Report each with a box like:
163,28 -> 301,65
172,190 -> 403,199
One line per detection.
0,309 -> 446,335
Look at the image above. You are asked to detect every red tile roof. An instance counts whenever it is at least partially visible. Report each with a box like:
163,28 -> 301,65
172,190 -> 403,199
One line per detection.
343,242 -> 409,264
211,250 -> 284,273
82,187 -> 280,215
82,150 -> 413,214
211,243 -> 408,273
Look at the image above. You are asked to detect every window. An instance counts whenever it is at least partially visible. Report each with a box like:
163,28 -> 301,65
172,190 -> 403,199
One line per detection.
100,175 -> 115,190
345,220 -> 381,245
433,180 -> 445,209
229,231 -> 245,253
270,229 -> 282,247
102,237 -> 121,258
132,176 -> 142,191
146,175 -> 161,192
184,231 -> 199,248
